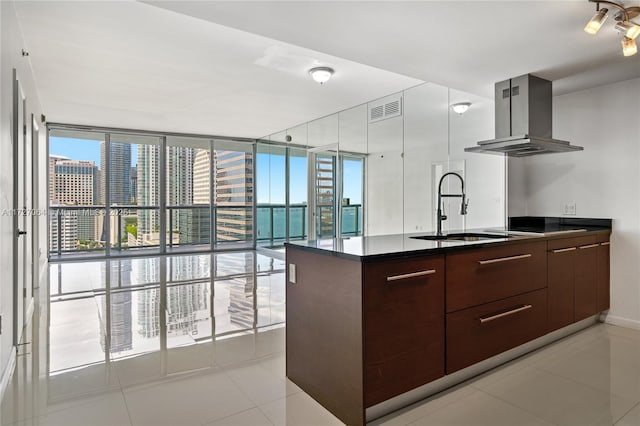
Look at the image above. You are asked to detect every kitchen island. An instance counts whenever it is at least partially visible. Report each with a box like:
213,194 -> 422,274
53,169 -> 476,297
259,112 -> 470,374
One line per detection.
285,217 -> 611,425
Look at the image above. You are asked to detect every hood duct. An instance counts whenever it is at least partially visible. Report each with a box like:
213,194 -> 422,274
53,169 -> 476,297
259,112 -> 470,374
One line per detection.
465,74 -> 583,157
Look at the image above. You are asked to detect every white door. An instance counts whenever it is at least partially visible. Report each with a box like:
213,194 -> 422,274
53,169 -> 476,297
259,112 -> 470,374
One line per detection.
12,73 -> 31,345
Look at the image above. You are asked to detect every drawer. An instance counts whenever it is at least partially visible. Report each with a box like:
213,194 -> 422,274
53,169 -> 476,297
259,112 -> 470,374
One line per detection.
547,235 -> 597,251
364,255 -> 445,407
446,288 -> 547,374
446,241 -> 547,312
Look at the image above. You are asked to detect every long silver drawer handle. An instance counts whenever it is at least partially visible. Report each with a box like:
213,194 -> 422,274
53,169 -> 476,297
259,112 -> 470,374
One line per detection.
386,269 -> 436,282
479,304 -> 533,323
478,253 -> 532,265
601,242 -> 610,246
552,247 -> 576,253
579,243 -> 599,249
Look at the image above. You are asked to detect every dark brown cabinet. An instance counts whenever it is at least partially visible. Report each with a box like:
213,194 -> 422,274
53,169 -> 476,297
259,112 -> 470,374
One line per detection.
445,242 -> 548,373
286,230 -> 611,425
447,289 -> 548,373
547,235 -> 610,332
446,241 -> 547,313
596,236 -> 610,311
364,256 -> 445,407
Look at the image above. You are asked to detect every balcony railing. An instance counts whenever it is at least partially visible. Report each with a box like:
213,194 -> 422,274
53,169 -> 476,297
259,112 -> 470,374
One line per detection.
49,203 -> 362,256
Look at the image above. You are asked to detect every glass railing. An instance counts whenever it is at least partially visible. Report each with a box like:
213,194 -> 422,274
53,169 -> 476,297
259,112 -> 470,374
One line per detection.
49,203 -> 362,256
256,203 -> 362,243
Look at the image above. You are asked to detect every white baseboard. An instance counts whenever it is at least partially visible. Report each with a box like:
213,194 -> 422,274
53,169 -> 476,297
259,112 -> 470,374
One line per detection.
603,314 -> 640,331
0,347 -> 16,402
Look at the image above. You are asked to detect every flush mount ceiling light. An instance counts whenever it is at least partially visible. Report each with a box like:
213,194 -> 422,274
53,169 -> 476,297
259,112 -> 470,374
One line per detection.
584,0 -> 640,56
450,102 -> 472,115
309,67 -> 334,84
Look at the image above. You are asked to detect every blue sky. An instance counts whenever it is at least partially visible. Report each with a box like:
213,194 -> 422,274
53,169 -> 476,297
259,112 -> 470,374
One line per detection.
50,137 -> 362,205
50,136 -> 138,167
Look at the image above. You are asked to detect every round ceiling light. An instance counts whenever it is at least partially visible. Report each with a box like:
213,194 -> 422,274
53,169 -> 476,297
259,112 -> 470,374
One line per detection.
450,102 -> 472,115
309,67 -> 334,84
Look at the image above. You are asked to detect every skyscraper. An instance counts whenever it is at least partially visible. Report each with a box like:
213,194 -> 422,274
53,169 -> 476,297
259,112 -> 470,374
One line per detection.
100,141 -> 132,205
130,166 -> 137,204
136,144 -> 160,245
182,148 -> 211,244
137,145 -> 198,245
214,150 -> 254,243
52,159 -> 98,206
48,154 -> 68,204
50,159 -> 98,243
135,144 -> 254,246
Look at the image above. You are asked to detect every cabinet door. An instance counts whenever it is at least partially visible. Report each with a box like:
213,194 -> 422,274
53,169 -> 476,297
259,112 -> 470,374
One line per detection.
547,240 -> 575,332
596,239 -> 610,312
364,256 -> 445,407
574,238 -> 599,321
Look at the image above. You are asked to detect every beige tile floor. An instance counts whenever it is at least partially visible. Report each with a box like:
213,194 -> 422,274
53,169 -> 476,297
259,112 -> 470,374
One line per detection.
2,256 -> 640,425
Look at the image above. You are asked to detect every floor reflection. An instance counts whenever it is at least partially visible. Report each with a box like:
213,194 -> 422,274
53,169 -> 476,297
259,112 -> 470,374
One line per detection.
48,251 -> 285,375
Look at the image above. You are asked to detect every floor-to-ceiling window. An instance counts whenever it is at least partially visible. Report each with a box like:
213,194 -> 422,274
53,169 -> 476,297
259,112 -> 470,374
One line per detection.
48,130 -> 106,256
166,136 -> 212,250
48,125 -> 364,257
288,147 -> 308,240
213,140 -> 255,250
48,126 -> 260,257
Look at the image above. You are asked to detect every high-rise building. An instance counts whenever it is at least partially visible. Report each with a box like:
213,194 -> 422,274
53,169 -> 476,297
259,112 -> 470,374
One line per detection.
214,150 -> 254,243
137,145 -> 199,245
100,141 -> 132,205
135,145 -> 254,246
130,166 -> 137,204
193,150 -> 210,205
137,144 -> 160,245
50,159 -> 98,244
181,148 -> 211,244
49,154 -> 68,204
49,209 -> 78,251
52,159 -> 97,206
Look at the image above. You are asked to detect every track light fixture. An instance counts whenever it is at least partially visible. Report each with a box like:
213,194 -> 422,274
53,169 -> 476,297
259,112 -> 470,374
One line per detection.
584,0 -> 640,56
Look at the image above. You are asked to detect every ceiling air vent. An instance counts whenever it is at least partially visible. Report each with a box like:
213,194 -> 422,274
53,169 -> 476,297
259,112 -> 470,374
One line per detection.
369,95 -> 402,123
370,105 -> 384,121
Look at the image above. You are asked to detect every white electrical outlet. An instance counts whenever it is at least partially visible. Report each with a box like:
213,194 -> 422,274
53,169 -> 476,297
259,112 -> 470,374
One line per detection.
563,203 -> 577,215
289,263 -> 297,284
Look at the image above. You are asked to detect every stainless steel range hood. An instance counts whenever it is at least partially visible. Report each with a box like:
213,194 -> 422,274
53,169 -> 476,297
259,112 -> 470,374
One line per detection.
465,74 -> 583,157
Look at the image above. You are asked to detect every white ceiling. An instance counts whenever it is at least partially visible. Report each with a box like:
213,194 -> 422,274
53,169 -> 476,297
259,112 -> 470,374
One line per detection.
147,0 -> 640,97
15,1 -> 640,139
14,1 -> 421,138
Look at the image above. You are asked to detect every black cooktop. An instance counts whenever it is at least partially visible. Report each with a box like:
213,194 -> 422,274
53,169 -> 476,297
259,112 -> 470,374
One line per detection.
508,216 -> 612,233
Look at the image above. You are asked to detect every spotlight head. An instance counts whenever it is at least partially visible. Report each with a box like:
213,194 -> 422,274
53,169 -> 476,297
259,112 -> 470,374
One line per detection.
622,36 -> 638,56
584,8 -> 609,34
615,21 -> 640,40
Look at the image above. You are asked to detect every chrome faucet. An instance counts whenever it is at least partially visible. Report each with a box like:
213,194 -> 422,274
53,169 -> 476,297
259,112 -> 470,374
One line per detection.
436,172 -> 468,236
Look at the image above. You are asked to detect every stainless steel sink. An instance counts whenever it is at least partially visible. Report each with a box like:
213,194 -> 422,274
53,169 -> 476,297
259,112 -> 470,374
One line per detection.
410,232 -> 511,242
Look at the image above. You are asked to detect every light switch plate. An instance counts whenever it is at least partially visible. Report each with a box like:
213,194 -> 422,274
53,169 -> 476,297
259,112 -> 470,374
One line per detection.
289,263 -> 297,284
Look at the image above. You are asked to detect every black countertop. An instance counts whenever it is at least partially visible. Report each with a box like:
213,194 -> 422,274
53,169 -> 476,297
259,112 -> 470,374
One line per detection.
286,217 -> 612,262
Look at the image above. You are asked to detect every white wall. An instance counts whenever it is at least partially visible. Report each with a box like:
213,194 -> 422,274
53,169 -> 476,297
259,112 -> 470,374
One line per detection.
449,89 -> 504,230
522,78 -> 640,328
1,0 -> 46,394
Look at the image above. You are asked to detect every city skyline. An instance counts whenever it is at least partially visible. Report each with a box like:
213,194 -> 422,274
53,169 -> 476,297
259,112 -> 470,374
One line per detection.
49,136 -> 362,206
